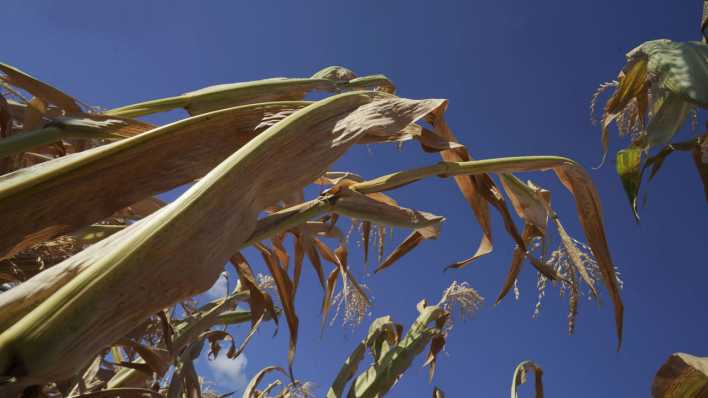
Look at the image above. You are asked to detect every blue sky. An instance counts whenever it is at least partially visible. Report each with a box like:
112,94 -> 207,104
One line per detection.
2,1 -> 705,396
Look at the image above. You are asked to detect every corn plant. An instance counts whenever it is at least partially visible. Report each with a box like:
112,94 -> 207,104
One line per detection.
0,62 -> 623,397
592,38 -> 708,220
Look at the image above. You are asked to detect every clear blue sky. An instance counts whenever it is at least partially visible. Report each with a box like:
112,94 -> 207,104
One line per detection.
2,1 -> 705,396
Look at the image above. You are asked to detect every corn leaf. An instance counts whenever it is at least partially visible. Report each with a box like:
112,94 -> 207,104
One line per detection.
0,63 -> 81,114
511,361 -> 544,398
615,147 -> 643,221
652,353 -> 708,398
106,66 -> 394,118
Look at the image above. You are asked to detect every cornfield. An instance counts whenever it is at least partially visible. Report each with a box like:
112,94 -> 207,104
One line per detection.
0,62 -> 627,397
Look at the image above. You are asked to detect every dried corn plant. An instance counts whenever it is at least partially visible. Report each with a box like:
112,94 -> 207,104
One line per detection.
0,63 -> 623,397
592,39 -> 708,219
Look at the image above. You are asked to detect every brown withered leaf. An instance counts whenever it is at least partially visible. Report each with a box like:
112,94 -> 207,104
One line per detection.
430,112 -> 524,269
511,361 -> 544,398
321,267 -> 340,330
204,330 -> 236,360
362,221 -> 371,265
423,334 -> 446,382
230,253 -> 278,330
496,224 -> 542,304
115,338 -> 169,376
243,366 -> 288,398
375,224 -> 440,273
23,97 -> 46,132
554,164 -> 623,348
0,63 -> 82,114
255,243 -> 299,378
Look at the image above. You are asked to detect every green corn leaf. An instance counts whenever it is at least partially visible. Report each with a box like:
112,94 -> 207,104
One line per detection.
615,147 -> 643,221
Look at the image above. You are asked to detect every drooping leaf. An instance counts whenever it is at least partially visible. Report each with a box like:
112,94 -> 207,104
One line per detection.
615,147 -> 643,221
0,63 -> 82,114
375,225 -> 439,273
351,156 -> 623,347
255,243 -> 299,378
511,361 -> 544,398
231,253 -> 278,330
646,94 -> 691,149
499,174 -> 550,232
496,224 -> 542,304
242,366 -> 287,398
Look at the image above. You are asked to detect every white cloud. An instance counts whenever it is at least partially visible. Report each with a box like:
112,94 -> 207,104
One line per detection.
207,353 -> 248,392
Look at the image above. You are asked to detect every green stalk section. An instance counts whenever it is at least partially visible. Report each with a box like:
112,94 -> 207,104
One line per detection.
103,78 -> 333,118
104,96 -> 189,118
104,70 -> 394,119
350,156 -> 574,194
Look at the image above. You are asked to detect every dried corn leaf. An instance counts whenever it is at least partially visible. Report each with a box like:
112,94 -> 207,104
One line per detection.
430,112 -> 524,268
23,97 -> 46,133
511,361 -> 544,398
350,156 -> 623,346
496,224 -> 541,304
231,253 -> 278,329
374,225 -> 439,274
430,114 -> 494,265
243,366 -> 287,398
652,352 -> 708,398
255,243 -> 299,376
499,174 -> 549,232
321,268 -> 340,330
115,338 -> 169,376
0,63 -> 81,114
